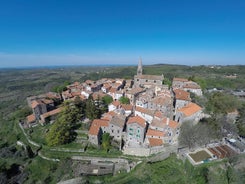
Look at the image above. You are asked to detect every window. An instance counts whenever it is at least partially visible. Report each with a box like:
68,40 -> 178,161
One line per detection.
154,80 -> 156,83
117,130 -> 120,133
137,79 -> 139,81
145,80 -> 148,82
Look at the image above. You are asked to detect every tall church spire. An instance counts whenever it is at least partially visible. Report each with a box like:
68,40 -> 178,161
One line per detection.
137,57 -> 143,75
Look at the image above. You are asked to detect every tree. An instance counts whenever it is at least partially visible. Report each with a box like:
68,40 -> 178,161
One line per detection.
179,121 -> 216,149
85,96 -> 101,120
119,96 -> 130,104
46,101 -> 80,146
206,92 -> 240,114
101,133 -> 111,152
102,95 -> 113,105
236,103 -> 245,137
162,78 -> 172,88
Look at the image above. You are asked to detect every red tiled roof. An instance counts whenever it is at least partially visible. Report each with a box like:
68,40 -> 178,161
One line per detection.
148,138 -> 164,147
146,128 -> 165,137
89,119 -> 109,136
112,101 -> 121,107
92,119 -> 109,127
183,83 -> 201,89
151,118 -> 167,129
174,89 -> 191,101
168,120 -> 179,129
121,104 -> 133,111
173,77 -> 189,82
41,108 -> 62,119
135,106 -> 154,116
26,114 -> 36,124
92,92 -> 106,100
127,116 -> 146,127
109,88 -> 117,93
151,96 -> 171,106
178,102 -> 202,117
88,123 -> 100,135
154,111 -> 164,119
31,100 -> 40,108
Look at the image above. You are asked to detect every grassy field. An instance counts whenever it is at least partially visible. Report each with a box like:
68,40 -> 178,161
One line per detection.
189,150 -> 212,163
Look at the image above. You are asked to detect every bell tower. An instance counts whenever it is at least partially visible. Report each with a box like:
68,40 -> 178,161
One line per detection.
137,57 -> 143,75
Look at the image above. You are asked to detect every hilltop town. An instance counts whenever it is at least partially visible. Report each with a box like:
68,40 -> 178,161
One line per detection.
24,59 -> 204,156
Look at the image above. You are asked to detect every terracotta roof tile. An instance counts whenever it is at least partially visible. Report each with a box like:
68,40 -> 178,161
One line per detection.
88,123 -> 100,135
178,102 -> 202,117
174,89 -> 191,101
92,119 -> 109,127
109,88 -> 117,93
127,116 -> 146,127
183,83 -> 201,89
148,138 -> 164,147
146,128 -> 165,137
135,106 -> 154,116
150,96 -> 171,106
89,119 -> 109,135
121,104 -> 133,111
168,120 -> 179,129
41,108 -> 62,119
26,114 -> 36,124
112,101 -> 121,107
31,100 -> 41,108
151,118 -> 168,129
173,77 -> 189,82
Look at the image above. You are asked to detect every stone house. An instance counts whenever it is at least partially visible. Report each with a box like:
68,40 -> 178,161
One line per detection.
183,82 -> 203,96
173,89 -> 191,110
120,104 -> 133,116
135,106 -> 154,123
40,107 -> 62,124
88,119 -> 109,145
108,115 -> 126,142
145,128 -> 165,147
125,87 -> 145,104
31,99 -> 55,120
148,96 -> 173,117
175,102 -> 202,124
134,74 -> 164,88
172,78 -> 189,89
101,83 -> 112,93
108,101 -> 121,112
126,116 -> 147,146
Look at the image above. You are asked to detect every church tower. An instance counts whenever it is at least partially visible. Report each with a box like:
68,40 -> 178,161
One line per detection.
137,57 -> 143,75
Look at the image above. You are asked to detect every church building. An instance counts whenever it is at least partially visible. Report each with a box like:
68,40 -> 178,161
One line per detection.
134,58 -> 164,88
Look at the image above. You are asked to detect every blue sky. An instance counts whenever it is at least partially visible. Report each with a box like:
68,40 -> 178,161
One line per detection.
0,0 -> 244,67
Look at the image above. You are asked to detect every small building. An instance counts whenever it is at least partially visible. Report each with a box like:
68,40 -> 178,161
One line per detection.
40,108 -> 62,124
135,106 -> 154,123
175,102 -> 202,124
126,116 -> 147,145
173,89 -> 191,110
108,115 -> 126,141
88,119 -> 109,145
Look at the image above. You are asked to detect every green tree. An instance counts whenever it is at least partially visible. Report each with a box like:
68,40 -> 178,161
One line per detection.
46,101 -> 80,146
119,96 -> 130,104
236,103 -> 245,137
101,133 -> 111,152
162,77 -> 172,88
102,95 -> 113,105
85,96 -> 101,120
206,92 -> 240,114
